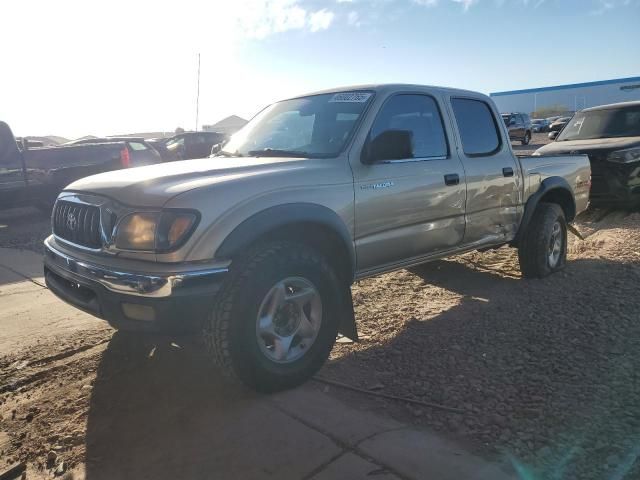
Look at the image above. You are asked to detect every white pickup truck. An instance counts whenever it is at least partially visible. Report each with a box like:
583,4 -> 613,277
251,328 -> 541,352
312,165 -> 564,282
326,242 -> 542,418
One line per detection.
43,84 -> 591,391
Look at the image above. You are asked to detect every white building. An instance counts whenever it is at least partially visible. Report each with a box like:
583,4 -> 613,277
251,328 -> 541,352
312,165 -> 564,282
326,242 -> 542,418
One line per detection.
490,76 -> 640,116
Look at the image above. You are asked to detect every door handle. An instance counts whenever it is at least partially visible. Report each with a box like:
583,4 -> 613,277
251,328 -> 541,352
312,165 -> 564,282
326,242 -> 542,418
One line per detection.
502,167 -> 514,177
444,173 -> 460,186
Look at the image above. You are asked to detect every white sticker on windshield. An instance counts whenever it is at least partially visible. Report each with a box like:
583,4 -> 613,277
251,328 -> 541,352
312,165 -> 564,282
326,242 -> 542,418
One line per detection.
329,92 -> 372,103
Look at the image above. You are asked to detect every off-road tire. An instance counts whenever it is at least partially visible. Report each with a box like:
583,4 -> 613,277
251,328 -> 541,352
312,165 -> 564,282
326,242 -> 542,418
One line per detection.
521,131 -> 531,145
518,203 -> 567,278
203,241 -> 342,392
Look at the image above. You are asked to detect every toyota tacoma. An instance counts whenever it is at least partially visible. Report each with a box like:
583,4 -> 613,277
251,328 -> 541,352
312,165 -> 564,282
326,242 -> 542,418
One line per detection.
43,84 -> 590,392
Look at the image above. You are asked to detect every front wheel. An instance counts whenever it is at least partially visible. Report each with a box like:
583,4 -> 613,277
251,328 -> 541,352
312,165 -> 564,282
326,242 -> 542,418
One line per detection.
521,131 -> 531,145
518,203 -> 567,278
203,241 -> 342,392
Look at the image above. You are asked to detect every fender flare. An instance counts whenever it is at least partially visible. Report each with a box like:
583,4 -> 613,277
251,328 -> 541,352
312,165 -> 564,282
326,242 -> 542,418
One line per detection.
215,203 -> 358,340
216,202 -> 356,281
514,176 -> 576,244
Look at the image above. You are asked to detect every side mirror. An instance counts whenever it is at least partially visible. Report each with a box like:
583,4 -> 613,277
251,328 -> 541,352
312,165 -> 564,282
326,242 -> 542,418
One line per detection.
548,131 -> 559,140
362,130 -> 413,164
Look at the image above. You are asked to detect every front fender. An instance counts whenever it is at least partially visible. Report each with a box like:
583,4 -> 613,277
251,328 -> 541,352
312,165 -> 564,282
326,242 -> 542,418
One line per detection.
216,203 -> 356,279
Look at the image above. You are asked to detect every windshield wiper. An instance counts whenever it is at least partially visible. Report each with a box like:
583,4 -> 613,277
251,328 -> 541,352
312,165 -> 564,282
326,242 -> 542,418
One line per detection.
215,150 -> 244,157
247,148 -> 310,158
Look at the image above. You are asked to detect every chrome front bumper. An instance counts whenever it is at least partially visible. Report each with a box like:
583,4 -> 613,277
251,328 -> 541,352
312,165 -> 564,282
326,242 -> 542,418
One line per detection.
44,236 -> 228,299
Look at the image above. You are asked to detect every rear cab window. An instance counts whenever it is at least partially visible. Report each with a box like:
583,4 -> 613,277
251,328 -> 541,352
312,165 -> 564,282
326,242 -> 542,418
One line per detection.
451,98 -> 502,156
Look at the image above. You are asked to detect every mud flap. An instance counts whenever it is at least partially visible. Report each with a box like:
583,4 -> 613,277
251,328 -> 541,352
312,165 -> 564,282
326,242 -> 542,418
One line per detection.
338,284 -> 358,341
567,223 -> 585,240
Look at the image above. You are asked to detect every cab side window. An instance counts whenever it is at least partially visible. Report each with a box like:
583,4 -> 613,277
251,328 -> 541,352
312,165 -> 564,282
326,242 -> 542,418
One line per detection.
451,98 -> 501,156
369,94 -> 448,161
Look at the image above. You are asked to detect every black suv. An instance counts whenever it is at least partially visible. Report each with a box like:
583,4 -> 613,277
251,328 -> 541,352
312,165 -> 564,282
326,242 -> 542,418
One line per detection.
501,113 -> 532,145
150,131 -> 229,161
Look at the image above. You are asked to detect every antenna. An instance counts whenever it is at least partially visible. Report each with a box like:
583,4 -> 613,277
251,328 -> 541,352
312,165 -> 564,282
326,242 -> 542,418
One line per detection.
195,53 -> 201,131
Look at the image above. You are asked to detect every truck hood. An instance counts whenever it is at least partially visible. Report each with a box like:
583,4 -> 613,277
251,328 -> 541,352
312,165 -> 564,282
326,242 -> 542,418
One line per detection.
535,137 -> 640,156
65,156 -> 307,207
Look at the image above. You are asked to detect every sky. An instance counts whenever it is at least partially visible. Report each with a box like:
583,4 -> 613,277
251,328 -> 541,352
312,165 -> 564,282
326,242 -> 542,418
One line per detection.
2,0 -> 639,139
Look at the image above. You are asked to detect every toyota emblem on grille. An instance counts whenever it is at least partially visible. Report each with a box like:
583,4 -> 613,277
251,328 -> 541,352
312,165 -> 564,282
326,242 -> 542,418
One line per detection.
66,212 -> 78,231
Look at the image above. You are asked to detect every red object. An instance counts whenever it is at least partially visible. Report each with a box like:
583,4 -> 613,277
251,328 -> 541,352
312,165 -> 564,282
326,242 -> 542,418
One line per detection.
120,147 -> 130,168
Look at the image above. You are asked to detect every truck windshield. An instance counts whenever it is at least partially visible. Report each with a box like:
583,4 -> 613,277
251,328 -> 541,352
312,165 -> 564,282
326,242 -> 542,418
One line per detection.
557,106 -> 640,141
220,91 -> 373,158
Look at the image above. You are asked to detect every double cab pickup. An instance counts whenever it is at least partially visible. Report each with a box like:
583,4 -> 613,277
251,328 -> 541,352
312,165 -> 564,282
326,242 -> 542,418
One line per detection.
43,84 -> 591,391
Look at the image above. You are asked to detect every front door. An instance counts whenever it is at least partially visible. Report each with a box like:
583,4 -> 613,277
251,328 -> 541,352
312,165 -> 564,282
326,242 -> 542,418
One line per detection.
447,96 -> 521,245
351,93 -> 467,274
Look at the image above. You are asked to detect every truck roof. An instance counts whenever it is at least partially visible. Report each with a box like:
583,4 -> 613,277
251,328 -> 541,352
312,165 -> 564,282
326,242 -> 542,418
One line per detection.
582,100 -> 640,112
285,83 -> 486,101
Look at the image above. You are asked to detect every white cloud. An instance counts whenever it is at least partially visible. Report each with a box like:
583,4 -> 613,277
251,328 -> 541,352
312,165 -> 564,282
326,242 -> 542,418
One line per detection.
309,9 -> 336,32
588,0 -> 638,15
450,0 -> 479,10
412,0 -> 439,5
589,0 -> 618,14
238,1 -> 338,39
347,10 -> 362,26
236,1 -> 335,38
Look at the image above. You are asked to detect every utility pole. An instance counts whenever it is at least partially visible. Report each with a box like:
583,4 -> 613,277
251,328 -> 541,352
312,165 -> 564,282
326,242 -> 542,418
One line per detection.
195,53 -> 201,132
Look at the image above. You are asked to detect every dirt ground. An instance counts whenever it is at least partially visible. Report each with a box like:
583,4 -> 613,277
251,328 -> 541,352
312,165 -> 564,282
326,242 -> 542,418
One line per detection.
1,135 -> 639,479
324,208 -> 640,480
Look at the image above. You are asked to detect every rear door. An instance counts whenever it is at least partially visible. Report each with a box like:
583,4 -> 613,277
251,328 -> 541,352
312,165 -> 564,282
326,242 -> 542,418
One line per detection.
447,96 -> 521,245
517,114 -> 527,138
351,92 -> 466,273
191,134 -> 213,158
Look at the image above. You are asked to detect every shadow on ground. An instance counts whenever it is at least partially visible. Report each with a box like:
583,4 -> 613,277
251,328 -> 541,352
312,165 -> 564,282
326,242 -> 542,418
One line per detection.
82,253 -> 640,479
324,256 -> 640,480
84,333 -> 341,480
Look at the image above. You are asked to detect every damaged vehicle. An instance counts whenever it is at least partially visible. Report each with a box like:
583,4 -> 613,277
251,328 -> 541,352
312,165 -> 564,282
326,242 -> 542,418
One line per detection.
42,84 -> 590,392
535,101 -> 640,208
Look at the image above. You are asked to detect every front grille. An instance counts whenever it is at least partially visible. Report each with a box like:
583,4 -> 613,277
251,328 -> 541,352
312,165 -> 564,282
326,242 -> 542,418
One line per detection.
53,201 -> 102,249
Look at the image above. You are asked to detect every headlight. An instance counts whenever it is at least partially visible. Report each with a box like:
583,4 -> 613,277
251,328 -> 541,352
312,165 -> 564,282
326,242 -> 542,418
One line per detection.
115,210 -> 199,252
607,147 -> 640,164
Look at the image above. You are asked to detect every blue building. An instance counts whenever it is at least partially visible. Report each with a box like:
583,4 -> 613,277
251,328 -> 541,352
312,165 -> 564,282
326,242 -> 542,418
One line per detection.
490,76 -> 640,116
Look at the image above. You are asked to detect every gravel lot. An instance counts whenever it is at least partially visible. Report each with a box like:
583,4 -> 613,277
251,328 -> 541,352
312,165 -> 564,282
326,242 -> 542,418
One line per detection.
2,135 -> 639,479
324,208 -> 640,480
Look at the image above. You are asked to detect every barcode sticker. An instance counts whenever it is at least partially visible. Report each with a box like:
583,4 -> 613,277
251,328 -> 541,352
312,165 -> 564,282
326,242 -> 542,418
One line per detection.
329,92 -> 372,103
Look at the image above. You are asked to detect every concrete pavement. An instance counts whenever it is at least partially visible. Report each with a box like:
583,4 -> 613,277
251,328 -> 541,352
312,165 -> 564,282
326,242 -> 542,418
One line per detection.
0,246 -> 516,479
0,247 -> 106,356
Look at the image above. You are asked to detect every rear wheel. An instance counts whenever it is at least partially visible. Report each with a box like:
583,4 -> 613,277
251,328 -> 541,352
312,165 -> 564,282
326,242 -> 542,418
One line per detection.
203,241 -> 342,392
518,203 -> 567,278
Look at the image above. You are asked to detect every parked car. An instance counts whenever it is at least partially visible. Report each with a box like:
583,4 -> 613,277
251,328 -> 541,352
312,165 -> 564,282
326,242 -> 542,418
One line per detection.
0,121 -> 161,211
155,131 -> 229,161
531,118 -> 550,133
66,137 -> 162,165
546,116 -> 561,124
548,116 -> 572,133
43,84 -> 590,392
16,137 -> 45,148
501,112 -> 532,145
535,101 -> 640,208
146,137 -> 173,161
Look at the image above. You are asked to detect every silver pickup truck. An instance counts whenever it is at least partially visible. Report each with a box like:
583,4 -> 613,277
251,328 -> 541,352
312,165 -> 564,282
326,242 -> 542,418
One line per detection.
43,84 -> 590,391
